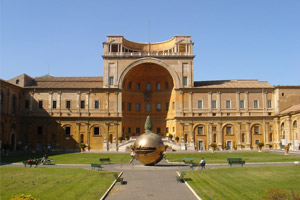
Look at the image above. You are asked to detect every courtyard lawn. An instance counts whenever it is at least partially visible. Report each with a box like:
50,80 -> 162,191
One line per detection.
185,165 -> 300,200
0,167 -> 116,200
1,152 -> 131,164
166,152 -> 300,164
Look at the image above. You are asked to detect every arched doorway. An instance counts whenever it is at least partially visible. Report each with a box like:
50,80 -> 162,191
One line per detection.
122,62 -> 174,137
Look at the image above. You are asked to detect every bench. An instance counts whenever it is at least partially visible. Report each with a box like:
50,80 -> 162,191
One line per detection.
42,159 -> 54,165
113,173 -> 124,184
23,160 -> 39,167
90,163 -> 103,170
189,162 -> 206,170
227,158 -> 245,167
183,158 -> 194,164
176,171 -> 185,183
99,158 -> 111,164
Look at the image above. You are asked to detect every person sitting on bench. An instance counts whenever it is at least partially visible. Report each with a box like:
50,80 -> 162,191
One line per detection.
199,158 -> 206,169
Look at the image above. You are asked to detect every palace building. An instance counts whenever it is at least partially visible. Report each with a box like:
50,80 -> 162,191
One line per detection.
1,35 -> 300,152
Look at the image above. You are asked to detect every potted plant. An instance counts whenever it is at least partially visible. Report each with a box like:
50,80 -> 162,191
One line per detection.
284,144 -> 290,155
125,134 -> 130,141
118,136 -> 123,143
168,134 -> 173,141
257,142 -> 264,152
175,136 -> 179,143
78,143 -> 87,152
210,143 -> 217,153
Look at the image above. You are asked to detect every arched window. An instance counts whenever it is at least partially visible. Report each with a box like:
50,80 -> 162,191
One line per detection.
12,95 -> 16,114
197,126 -> 204,135
293,121 -> 297,129
65,126 -> 71,135
281,122 -> 285,130
226,126 -> 232,135
241,133 -> 245,142
156,82 -> 160,90
0,91 -> 4,110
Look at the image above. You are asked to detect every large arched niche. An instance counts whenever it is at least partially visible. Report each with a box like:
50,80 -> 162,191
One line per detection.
121,59 -> 175,137
118,57 -> 180,89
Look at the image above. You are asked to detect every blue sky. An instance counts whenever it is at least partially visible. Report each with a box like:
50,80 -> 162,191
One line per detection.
1,0 -> 299,85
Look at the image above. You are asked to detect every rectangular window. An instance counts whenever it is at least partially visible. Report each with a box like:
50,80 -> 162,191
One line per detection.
157,128 -> 161,134
165,82 -> 169,89
166,102 -> 169,111
254,126 -> 259,134
94,127 -> 100,136
213,134 -> 217,143
109,77 -> 114,86
136,128 -> 140,134
212,100 -> 216,109
52,100 -> 57,109
183,76 -> 187,86
255,139 -> 259,144
80,101 -> 85,109
156,103 -> 161,112
166,127 -> 169,133
267,100 -> 272,108
198,100 -> 203,109
146,103 -> 151,112
95,101 -> 99,109
156,82 -> 160,90
66,101 -> 71,109
254,100 -> 258,108
226,100 -> 231,109
128,103 -> 131,111
136,103 -> 140,112
25,100 -> 29,109
146,83 -> 151,91
240,100 -> 244,109
38,101 -> 43,109
136,83 -> 140,90
65,127 -> 71,135
226,126 -> 232,135
128,81 -> 132,89
197,127 -> 203,135
212,126 -> 217,132
37,126 -> 43,135
128,127 -> 131,133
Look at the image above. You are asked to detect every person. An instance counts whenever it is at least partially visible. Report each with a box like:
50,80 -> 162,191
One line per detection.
42,154 -> 48,165
130,150 -> 135,163
199,158 -> 206,170
47,145 -> 51,153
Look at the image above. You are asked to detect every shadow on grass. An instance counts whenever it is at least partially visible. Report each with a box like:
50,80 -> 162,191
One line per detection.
0,151 -> 78,164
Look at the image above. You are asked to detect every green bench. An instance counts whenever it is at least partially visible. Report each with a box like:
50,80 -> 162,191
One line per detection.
183,158 -> 194,164
113,173 -> 124,184
23,160 -> 39,167
227,158 -> 245,167
99,158 -> 111,164
90,163 -> 103,170
189,162 -> 206,170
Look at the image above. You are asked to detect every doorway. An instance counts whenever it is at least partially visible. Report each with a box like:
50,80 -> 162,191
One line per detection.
198,140 -> 203,151
226,141 -> 232,150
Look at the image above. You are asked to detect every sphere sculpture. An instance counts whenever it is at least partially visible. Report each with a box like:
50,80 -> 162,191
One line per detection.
133,116 -> 165,166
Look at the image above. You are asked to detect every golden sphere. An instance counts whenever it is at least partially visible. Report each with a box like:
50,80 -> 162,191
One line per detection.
134,131 -> 165,165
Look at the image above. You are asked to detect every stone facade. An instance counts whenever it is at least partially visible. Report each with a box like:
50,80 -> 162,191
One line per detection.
1,35 -> 300,151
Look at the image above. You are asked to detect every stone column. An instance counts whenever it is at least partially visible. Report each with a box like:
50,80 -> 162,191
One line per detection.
208,92 -> 212,112
76,123 -> 81,144
217,91 -> 221,113
208,123 -> 213,147
106,92 -> 110,116
245,91 -> 249,113
49,91 -> 53,111
265,122 -> 270,149
86,92 -> 90,114
58,91 -> 61,114
217,122 -> 222,150
85,123 -> 90,151
115,123 -> 119,151
29,91 -> 34,111
104,122 -> 110,151
237,122 -> 242,149
189,92 -> 193,114
115,92 -> 119,116
188,123 -> 194,150
181,91 -> 184,115
77,91 -> 81,112
246,122 -> 251,149
274,118 -> 280,149
236,91 -> 240,112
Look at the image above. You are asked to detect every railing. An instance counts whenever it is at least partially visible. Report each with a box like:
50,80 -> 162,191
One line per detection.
103,51 -> 193,57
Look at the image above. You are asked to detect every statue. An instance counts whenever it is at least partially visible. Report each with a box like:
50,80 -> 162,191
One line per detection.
133,116 -> 165,165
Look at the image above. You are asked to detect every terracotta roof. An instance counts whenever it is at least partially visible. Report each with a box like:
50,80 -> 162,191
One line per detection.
280,104 -> 300,115
194,80 -> 273,89
25,77 -> 103,89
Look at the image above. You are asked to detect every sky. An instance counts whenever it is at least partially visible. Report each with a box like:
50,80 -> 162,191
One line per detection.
1,0 -> 299,86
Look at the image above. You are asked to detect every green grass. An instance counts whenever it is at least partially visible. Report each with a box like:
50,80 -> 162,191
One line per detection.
1,152 -> 131,164
0,167 -> 116,200
166,152 -> 300,163
185,165 -> 300,200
